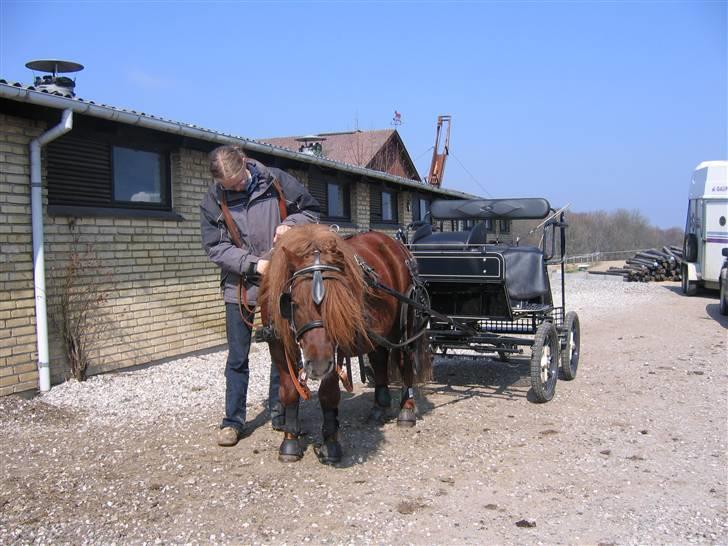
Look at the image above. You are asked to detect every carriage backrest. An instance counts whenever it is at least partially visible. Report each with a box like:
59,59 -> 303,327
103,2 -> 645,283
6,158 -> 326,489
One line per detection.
499,246 -> 549,300
430,198 -> 551,220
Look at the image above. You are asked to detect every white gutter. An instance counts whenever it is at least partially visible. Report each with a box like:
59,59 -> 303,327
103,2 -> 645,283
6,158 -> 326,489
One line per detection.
30,109 -> 73,392
0,84 -> 473,199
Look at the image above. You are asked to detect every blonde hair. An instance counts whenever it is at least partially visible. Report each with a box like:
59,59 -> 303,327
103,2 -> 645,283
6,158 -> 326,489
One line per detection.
209,145 -> 247,181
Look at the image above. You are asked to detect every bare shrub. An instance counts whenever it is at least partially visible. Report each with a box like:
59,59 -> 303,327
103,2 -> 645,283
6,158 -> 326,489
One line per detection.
48,224 -> 113,381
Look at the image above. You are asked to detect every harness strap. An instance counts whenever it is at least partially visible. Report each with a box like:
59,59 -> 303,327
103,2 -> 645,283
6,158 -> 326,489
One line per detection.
336,354 -> 354,392
271,177 -> 288,221
285,348 -> 311,400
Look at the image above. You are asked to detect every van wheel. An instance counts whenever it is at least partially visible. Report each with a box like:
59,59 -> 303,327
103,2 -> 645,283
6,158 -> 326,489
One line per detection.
720,280 -> 728,316
681,265 -> 697,296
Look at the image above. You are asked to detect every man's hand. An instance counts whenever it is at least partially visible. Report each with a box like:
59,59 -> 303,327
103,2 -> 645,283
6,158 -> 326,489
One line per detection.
273,224 -> 291,243
256,259 -> 270,275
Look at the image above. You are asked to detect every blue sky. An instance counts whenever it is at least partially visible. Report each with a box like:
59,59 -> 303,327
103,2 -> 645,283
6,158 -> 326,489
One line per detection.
1,1 -> 725,228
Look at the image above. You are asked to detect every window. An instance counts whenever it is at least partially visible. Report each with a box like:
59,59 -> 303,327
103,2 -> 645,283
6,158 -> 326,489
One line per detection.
326,182 -> 348,219
499,219 -> 511,233
113,147 -> 164,203
47,132 -> 170,210
309,173 -> 350,221
412,195 -> 431,222
382,191 -> 395,221
370,186 -> 398,224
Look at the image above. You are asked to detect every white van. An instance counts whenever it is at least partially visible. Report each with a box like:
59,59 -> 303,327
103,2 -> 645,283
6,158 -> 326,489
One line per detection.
682,160 -> 728,295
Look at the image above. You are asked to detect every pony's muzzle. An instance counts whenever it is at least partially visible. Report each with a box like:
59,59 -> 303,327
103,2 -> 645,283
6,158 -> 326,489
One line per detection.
298,328 -> 334,380
303,357 -> 334,380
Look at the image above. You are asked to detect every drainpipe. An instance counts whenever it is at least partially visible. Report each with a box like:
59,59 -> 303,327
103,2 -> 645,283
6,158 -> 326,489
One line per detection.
30,109 -> 73,392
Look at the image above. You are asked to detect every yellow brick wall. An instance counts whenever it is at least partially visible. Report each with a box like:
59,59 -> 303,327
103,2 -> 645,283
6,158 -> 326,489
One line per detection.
44,148 -> 227,384
0,114 -> 44,396
1,113 -> 227,394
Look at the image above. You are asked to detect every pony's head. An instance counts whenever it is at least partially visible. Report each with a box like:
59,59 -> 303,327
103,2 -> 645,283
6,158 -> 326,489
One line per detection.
260,225 -> 370,380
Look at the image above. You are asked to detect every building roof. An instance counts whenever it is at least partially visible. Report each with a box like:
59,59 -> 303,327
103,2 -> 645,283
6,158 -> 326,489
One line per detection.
0,79 -> 473,199
262,129 -> 394,166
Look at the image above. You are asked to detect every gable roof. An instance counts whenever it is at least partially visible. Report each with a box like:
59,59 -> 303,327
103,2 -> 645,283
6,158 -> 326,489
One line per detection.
263,129 -> 392,166
261,129 -> 421,181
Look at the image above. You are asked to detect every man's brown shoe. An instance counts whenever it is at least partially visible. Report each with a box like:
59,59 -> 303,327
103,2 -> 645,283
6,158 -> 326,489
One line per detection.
217,426 -> 242,447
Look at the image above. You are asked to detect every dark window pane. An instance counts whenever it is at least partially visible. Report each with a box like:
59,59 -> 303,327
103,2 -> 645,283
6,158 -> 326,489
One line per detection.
113,146 -> 162,203
382,192 -> 392,220
419,199 -> 430,221
327,183 -> 344,218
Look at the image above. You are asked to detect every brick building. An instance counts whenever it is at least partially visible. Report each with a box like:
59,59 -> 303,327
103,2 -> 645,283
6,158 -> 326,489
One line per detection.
0,79 -> 475,396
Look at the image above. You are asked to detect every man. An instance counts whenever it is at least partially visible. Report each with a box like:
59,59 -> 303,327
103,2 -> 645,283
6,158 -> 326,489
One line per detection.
200,145 -> 320,446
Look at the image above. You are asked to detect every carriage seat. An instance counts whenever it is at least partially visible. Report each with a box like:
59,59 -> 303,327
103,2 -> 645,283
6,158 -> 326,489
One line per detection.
499,245 -> 549,301
410,221 -> 488,247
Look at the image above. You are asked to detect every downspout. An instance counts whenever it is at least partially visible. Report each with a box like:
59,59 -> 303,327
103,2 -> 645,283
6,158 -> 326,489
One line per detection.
30,109 -> 73,392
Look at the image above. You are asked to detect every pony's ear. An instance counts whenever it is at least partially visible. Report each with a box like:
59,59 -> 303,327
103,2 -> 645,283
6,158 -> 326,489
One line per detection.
282,246 -> 303,272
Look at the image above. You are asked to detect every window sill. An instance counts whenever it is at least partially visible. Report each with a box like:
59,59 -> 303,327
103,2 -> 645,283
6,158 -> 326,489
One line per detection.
48,205 -> 185,222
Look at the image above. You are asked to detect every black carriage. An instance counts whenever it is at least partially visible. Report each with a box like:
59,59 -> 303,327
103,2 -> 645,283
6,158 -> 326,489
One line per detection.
403,197 -> 581,402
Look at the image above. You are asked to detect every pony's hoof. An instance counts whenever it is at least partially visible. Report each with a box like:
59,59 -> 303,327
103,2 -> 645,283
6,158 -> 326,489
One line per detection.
278,438 -> 303,462
315,440 -> 342,465
367,405 -> 388,426
397,408 -> 417,427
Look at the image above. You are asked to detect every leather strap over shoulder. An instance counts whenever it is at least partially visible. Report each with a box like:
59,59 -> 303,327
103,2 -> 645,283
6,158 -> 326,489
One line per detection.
271,177 -> 288,222
220,192 -> 243,248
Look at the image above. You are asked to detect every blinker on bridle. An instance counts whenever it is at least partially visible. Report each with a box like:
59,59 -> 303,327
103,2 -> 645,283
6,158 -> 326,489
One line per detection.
279,250 -> 342,341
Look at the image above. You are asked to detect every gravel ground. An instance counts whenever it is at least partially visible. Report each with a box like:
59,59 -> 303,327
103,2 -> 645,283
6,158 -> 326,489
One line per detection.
1,272 -> 726,545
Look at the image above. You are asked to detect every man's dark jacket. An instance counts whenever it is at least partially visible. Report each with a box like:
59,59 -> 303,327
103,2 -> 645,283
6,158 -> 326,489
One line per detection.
200,159 -> 320,304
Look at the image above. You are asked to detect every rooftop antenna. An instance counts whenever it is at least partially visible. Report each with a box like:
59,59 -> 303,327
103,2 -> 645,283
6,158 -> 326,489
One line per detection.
25,59 -> 84,97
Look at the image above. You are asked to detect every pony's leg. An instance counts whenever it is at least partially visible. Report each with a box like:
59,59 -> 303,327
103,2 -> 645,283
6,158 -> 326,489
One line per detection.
268,339 -> 303,462
315,369 -> 342,465
367,347 -> 391,425
397,349 -> 417,427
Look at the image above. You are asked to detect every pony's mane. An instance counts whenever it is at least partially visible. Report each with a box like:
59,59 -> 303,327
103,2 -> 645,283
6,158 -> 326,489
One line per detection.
260,224 -> 370,356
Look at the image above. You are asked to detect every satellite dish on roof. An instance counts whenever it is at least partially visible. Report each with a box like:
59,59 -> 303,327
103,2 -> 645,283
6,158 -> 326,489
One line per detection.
25,59 -> 84,97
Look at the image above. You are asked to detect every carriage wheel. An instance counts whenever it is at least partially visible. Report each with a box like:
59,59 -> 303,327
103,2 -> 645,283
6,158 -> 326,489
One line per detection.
530,322 -> 559,403
560,312 -> 580,380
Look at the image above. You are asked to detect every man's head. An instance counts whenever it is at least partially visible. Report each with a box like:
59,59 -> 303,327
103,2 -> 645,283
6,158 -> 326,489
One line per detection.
209,145 -> 251,192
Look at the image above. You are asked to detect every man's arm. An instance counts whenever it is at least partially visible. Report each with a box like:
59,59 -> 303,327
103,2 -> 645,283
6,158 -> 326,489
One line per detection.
199,190 -> 261,277
273,168 -> 321,226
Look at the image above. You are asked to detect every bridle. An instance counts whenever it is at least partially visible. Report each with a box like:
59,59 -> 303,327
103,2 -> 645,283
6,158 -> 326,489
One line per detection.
279,250 -> 341,341
278,250 -> 354,398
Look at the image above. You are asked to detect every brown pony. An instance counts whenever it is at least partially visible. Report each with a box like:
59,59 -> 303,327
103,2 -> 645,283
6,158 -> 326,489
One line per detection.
259,224 -> 430,464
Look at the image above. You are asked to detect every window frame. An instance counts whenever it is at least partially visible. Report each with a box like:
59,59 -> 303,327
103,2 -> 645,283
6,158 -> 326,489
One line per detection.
308,169 -> 351,223
325,180 -> 350,221
370,184 -> 399,226
110,144 -> 170,209
46,128 -> 173,213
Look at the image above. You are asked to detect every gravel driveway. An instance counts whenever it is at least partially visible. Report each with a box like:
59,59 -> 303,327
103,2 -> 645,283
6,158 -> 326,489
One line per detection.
1,273 -> 726,544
